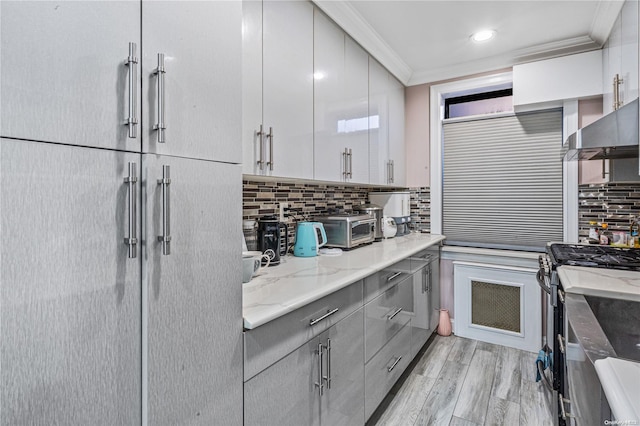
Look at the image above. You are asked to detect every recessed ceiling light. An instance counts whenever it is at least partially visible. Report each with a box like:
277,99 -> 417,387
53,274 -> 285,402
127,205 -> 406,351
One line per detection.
471,30 -> 496,43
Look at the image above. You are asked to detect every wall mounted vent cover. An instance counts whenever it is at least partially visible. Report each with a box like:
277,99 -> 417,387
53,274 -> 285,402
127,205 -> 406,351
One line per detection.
471,280 -> 521,333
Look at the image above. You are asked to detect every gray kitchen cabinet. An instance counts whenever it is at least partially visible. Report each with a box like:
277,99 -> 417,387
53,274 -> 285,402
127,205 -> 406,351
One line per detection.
144,155 -> 243,425
410,249 -> 441,359
0,139 -> 142,425
142,1 -> 242,163
242,0 -> 314,179
0,1 -> 141,152
245,307 -> 364,426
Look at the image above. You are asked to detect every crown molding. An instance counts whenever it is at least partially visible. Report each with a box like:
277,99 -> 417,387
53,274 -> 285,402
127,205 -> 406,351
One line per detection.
409,35 -> 601,86
313,0 -> 413,85
590,0 -> 625,45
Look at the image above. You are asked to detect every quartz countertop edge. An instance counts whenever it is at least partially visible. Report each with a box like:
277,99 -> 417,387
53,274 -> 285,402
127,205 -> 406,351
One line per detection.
243,233 -> 446,329
557,265 -> 640,302
594,357 -> 640,422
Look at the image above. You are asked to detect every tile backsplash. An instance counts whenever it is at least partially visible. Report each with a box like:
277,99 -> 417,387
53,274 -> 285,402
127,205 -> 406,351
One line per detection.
578,183 -> 640,238
242,179 -> 432,249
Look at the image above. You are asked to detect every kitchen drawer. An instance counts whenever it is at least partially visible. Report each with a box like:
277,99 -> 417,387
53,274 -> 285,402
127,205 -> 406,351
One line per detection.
364,322 -> 411,421
244,280 -> 363,381
364,276 -> 413,362
364,259 -> 412,303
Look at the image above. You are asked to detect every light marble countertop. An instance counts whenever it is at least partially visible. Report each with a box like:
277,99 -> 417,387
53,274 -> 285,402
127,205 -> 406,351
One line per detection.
243,233 -> 446,329
594,357 -> 640,423
557,265 -> 640,301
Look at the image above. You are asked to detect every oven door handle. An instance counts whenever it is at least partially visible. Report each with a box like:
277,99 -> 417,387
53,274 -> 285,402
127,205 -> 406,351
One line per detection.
536,269 -> 551,294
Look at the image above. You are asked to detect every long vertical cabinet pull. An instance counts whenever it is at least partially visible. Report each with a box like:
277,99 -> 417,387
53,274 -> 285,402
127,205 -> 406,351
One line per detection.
324,338 -> 332,389
348,149 -> 353,178
315,342 -> 324,396
123,162 -> 138,258
125,42 -> 139,138
342,148 -> 348,180
154,53 -> 167,143
428,265 -> 432,292
421,266 -> 427,293
256,125 -> 265,170
157,165 -> 172,255
266,127 -> 274,171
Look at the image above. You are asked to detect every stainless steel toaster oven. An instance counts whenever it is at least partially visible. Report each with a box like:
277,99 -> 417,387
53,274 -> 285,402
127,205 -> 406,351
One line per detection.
315,214 -> 376,249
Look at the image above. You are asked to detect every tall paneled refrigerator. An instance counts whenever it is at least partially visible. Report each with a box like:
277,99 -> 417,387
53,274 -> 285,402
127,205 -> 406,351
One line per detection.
0,2 -> 243,424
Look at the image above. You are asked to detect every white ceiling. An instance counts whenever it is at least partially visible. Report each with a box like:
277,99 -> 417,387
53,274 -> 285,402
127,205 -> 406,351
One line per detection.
315,0 -> 625,86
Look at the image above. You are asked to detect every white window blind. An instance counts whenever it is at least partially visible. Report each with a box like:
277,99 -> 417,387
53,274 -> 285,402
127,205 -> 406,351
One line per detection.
442,109 -> 563,251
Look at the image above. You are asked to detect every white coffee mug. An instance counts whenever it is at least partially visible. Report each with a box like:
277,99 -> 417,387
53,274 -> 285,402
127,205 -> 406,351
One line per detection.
242,251 -> 270,283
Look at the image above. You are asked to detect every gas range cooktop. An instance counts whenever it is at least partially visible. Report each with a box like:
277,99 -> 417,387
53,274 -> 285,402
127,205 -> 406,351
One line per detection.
548,243 -> 640,271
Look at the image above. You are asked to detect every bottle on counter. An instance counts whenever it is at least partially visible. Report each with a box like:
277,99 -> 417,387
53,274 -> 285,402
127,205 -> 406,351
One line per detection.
599,223 -> 609,245
588,221 -> 599,242
630,218 -> 639,247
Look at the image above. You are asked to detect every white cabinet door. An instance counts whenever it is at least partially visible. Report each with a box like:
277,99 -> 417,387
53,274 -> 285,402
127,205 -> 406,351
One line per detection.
142,1 -> 242,164
1,139 -> 141,425
388,75 -> 406,186
344,37 -> 370,184
369,58 -> 389,185
0,2 -> 141,152
263,0 -> 314,179
620,0 -> 639,105
242,0 -> 265,175
313,10 -> 346,182
604,15 -> 623,115
144,155 -> 243,425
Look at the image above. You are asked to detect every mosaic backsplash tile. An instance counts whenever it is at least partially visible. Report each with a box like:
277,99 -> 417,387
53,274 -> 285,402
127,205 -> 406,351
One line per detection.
578,183 -> 640,239
410,187 -> 430,233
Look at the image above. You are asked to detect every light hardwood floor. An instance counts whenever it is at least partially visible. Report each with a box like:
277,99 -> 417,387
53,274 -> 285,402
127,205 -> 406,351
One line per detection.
368,335 -> 554,426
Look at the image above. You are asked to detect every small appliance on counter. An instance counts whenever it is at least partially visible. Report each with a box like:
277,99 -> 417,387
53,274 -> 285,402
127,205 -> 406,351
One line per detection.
382,216 -> 397,239
315,213 -> 375,249
353,203 -> 383,242
257,216 -> 288,266
369,191 -> 411,236
293,222 -> 327,257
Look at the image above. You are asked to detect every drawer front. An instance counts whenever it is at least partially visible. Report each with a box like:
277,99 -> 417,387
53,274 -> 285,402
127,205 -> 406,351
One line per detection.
364,276 -> 413,362
244,281 -> 363,381
364,323 -> 411,421
364,259 -> 411,303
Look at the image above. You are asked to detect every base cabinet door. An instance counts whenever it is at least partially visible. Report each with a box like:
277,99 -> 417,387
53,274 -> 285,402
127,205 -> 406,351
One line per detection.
244,339 -> 321,426
1,139 -> 142,425
144,155 -> 243,425
322,309 -> 365,426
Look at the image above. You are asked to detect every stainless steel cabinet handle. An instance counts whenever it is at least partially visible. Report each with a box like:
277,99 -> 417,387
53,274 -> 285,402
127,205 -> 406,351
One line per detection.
557,334 -> 565,354
123,162 -> 138,258
309,308 -> 339,326
422,267 -> 428,293
157,165 -> 172,255
428,265 -> 433,292
315,342 -> 324,397
387,271 -> 402,282
154,53 -> 167,143
324,338 -> 332,389
348,148 -> 353,178
342,148 -> 348,179
124,42 -> 139,138
387,307 -> 403,320
256,125 -> 265,170
387,356 -> 402,372
266,127 -> 274,171
613,73 -> 624,110
390,160 -> 395,183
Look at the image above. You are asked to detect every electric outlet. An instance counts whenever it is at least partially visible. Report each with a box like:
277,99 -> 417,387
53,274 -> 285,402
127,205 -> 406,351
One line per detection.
279,202 -> 288,222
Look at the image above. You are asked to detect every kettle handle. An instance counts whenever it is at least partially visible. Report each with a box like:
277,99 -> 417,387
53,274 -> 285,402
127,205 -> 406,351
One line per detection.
279,222 -> 288,256
313,223 -> 327,248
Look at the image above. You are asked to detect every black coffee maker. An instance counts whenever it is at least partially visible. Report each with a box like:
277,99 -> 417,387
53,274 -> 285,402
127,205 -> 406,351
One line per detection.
257,216 -> 288,266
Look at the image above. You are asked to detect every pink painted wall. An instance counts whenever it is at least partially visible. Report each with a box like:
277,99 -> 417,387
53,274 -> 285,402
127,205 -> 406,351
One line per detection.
577,97 -> 606,184
405,84 -> 431,187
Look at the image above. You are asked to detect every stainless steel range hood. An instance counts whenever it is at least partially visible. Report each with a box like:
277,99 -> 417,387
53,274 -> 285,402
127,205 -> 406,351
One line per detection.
564,97 -> 638,161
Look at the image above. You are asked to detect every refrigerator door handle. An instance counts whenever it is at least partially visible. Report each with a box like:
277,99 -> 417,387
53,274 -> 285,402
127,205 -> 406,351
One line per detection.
157,165 -> 172,255
154,53 -> 167,143
124,42 -> 139,138
123,162 -> 138,258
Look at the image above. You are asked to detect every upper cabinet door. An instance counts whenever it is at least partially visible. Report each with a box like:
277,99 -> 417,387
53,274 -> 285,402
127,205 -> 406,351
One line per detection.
142,1 -> 242,164
263,0 -> 314,179
388,75 -> 406,186
1,139 -> 141,424
144,155 -> 243,425
242,0 -> 265,175
0,2 -> 141,151
368,59 -> 389,185
313,10 -> 346,183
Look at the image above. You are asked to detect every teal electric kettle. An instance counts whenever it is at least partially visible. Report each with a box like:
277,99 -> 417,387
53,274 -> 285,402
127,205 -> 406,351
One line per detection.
293,222 -> 327,257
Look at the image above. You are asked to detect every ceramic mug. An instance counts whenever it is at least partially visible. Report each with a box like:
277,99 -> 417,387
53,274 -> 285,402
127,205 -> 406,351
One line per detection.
242,251 -> 270,283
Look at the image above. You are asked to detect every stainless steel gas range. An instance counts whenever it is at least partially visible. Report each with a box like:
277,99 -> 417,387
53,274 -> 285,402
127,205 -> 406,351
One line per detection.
537,244 -> 640,425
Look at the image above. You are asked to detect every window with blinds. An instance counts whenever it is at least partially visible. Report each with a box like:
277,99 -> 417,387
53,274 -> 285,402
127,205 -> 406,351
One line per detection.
442,109 -> 563,251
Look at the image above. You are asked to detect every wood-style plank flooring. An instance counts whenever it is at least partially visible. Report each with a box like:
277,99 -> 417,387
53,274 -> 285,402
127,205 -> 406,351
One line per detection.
368,335 -> 554,426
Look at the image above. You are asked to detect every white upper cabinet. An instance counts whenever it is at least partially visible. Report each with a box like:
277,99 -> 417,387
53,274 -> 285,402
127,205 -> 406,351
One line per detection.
369,59 -> 390,186
388,75 -> 406,186
0,2 -> 141,152
313,11 -> 369,184
142,1 -> 242,163
261,0 -> 314,179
